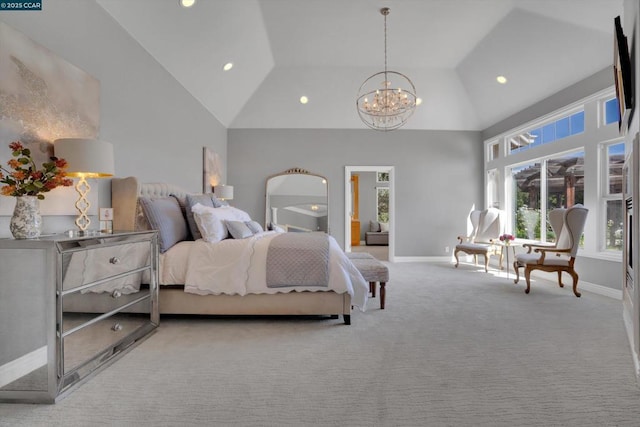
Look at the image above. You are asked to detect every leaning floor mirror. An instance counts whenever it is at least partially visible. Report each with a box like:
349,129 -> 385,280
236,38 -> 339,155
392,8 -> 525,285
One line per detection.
265,168 -> 329,233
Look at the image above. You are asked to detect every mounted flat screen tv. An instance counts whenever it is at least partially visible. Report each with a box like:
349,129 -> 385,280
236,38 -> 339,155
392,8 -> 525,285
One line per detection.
614,16 -> 634,134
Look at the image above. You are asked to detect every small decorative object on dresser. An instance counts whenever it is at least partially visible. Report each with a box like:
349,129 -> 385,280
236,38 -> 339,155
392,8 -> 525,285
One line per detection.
0,141 -> 73,239
0,230 -> 159,403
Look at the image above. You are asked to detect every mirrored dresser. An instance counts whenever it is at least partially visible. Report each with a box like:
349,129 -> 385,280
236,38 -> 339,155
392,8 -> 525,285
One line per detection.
0,230 -> 159,403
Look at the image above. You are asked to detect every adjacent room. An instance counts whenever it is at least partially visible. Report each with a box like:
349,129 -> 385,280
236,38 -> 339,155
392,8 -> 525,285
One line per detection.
1,0 -> 640,425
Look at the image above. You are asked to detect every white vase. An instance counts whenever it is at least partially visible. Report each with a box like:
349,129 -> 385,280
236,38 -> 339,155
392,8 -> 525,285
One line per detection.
10,196 -> 42,239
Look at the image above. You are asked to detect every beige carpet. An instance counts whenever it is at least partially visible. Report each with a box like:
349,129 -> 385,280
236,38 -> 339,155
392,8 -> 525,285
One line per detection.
1,262 -> 639,426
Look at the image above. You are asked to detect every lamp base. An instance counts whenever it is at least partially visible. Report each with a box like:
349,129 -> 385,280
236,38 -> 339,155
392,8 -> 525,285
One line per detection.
73,176 -> 92,231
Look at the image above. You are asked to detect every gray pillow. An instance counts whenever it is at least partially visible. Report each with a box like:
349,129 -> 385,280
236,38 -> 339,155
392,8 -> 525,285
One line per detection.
139,197 -> 189,253
211,194 -> 228,208
225,220 -> 254,239
245,220 -> 264,234
370,220 -> 381,232
185,194 -> 215,240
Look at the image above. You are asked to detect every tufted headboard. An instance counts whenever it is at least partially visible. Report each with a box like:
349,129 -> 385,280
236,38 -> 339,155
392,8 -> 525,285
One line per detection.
112,177 -> 191,231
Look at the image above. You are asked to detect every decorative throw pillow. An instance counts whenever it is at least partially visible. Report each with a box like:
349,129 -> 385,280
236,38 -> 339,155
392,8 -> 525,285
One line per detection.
139,196 -> 189,253
211,194 -> 227,208
185,194 -> 215,241
192,204 -> 252,243
370,220 -> 381,232
225,220 -> 254,239
380,222 -> 389,232
245,220 -> 264,234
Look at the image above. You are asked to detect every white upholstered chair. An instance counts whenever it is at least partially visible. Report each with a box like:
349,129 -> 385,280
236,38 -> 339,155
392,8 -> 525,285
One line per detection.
513,204 -> 589,297
454,208 -> 504,272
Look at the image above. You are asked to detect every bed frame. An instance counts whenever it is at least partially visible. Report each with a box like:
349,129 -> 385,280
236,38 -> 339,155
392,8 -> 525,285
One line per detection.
110,177 -> 352,324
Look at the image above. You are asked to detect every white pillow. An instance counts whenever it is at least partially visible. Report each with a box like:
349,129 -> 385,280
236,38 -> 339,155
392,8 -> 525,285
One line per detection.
191,204 -> 252,243
380,222 -> 389,232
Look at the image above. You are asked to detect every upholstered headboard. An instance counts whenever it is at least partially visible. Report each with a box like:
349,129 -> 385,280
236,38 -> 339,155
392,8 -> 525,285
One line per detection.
112,177 -> 191,231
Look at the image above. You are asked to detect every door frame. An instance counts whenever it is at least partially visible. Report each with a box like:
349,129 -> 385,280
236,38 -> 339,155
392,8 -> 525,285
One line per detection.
344,166 -> 395,262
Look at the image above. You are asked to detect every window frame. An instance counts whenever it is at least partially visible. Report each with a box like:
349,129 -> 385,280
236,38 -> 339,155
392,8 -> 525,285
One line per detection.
485,88 -> 622,261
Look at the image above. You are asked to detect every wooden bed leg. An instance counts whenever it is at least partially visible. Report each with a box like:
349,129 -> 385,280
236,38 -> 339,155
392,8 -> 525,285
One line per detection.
343,315 -> 351,325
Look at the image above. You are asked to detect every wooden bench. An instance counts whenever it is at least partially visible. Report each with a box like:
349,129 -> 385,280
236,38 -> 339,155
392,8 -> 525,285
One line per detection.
346,252 -> 390,309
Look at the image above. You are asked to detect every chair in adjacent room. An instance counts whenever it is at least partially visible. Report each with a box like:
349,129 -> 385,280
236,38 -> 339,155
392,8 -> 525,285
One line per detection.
513,204 -> 589,297
454,208 -> 504,272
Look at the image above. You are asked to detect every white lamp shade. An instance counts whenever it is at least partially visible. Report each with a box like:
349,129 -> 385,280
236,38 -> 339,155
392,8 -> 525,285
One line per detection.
214,185 -> 234,200
54,138 -> 115,178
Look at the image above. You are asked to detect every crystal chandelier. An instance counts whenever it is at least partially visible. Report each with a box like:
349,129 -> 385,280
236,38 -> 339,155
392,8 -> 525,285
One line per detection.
357,7 -> 417,131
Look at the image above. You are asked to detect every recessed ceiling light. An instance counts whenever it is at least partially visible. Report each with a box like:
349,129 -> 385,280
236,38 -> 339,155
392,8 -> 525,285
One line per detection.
300,96 -> 309,104
416,98 -> 423,106
179,0 -> 196,8
223,62 -> 233,71
496,75 -> 508,84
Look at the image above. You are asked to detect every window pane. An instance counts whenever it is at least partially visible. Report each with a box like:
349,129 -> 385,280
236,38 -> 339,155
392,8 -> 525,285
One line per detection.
487,169 -> 500,208
606,199 -> 623,251
605,98 -> 620,125
377,188 -> 389,222
542,123 -> 556,144
490,143 -> 500,160
608,143 -> 625,194
546,151 -> 585,209
556,117 -> 570,139
570,111 -> 585,134
513,162 -> 541,240
377,172 -> 389,182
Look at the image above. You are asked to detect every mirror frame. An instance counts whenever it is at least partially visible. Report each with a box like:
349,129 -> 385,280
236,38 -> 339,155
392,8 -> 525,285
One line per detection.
265,167 -> 329,234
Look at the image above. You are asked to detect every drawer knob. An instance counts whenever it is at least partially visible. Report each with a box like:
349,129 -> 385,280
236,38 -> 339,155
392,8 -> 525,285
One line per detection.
109,257 -> 120,264
111,323 -> 123,332
111,290 -> 122,299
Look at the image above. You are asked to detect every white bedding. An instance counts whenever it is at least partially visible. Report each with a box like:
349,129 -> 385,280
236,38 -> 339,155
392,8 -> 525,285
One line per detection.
159,231 -> 369,310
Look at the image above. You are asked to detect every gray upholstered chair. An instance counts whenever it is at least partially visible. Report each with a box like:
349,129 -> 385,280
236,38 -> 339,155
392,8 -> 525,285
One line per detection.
454,208 -> 504,272
513,204 -> 589,297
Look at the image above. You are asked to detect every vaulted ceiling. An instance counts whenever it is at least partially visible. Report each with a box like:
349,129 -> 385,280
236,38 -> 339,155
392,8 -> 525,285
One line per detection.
96,0 -> 622,131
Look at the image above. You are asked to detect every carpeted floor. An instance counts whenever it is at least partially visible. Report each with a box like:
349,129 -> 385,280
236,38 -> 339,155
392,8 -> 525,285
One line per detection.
1,261 -> 639,426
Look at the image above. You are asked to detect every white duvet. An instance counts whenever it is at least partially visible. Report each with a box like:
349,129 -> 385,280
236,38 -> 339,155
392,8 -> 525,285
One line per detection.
159,231 -> 369,310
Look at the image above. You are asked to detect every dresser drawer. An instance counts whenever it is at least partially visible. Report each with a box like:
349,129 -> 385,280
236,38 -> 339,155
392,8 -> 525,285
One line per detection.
61,240 -> 151,291
61,288 -> 151,333
62,297 -> 151,375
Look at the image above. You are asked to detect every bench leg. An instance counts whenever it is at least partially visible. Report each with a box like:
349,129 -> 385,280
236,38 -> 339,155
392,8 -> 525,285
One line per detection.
370,282 -> 376,298
343,314 -> 351,325
380,282 -> 386,309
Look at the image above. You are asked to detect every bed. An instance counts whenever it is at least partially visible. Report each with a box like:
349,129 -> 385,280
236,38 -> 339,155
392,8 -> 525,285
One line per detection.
101,177 -> 368,324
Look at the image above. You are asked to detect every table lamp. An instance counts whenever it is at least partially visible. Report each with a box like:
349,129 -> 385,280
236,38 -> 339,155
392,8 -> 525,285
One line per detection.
214,184 -> 234,201
54,138 -> 115,233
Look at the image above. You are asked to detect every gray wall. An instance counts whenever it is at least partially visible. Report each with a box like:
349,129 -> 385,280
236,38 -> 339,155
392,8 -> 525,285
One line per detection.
0,1 -> 226,235
228,129 -> 483,257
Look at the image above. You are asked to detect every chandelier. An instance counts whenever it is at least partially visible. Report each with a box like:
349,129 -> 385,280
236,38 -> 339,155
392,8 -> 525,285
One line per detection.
357,7 -> 417,131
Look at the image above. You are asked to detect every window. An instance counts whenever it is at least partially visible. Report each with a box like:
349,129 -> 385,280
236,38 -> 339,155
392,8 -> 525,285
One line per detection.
377,172 -> 389,183
603,142 -> 624,251
488,142 -> 500,161
512,162 -> 542,240
485,90 -> 623,259
604,98 -> 620,126
376,187 -> 389,223
508,111 -> 585,155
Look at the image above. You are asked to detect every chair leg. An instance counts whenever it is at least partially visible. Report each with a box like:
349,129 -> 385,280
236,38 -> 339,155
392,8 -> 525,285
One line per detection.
483,254 -> 489,273
474,254 -> 478,266
557,271 -> 564,288
454,249 -> 460,268
569,270 -> 581,297
513,261 -> 521,284
524,266 -> 532,294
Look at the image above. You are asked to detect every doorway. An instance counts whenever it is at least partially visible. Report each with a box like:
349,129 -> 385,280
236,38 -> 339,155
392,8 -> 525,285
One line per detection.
344,166 -> 395,261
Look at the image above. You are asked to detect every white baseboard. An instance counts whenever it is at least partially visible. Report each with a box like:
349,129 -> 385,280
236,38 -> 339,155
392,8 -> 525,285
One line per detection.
0,346 -> 47,388
394,256 -> 451,263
